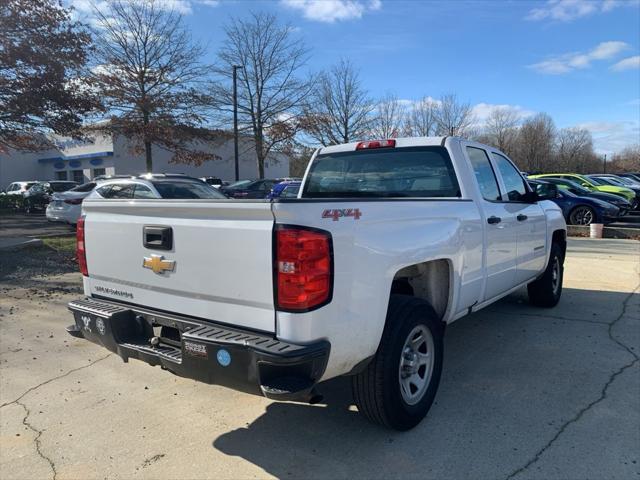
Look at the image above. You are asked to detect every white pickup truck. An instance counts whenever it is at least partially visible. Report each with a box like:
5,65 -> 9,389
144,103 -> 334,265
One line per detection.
67,137 -> 566,430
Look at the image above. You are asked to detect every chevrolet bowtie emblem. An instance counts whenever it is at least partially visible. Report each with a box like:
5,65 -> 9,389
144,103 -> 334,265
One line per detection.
143,254 -> 175,274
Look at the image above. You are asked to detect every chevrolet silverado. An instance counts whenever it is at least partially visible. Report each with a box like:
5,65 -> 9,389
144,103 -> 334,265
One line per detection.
67,137 -> 567,430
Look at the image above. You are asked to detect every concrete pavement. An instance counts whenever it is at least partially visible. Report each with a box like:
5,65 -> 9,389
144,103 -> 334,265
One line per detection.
0,238 -> 638,479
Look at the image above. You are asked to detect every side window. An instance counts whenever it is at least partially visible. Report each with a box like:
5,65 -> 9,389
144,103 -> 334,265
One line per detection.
133,184 -> 156,199
95,185 -> 112,198
466,147 -> 501,201
492,153 -> 527,201
101,183 -> 135,199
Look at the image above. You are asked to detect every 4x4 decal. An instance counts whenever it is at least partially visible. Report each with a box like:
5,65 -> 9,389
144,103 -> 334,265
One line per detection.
322,208 -> 362,221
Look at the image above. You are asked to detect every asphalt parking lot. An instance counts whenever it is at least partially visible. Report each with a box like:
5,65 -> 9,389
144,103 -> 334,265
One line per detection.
0,238 -> 638,480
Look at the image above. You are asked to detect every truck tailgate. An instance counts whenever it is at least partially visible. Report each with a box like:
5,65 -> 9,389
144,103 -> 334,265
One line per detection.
82,200 -> 276,333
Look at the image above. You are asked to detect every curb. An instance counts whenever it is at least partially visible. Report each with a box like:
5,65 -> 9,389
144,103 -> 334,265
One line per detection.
0,238 -> 43,251
567,225 -> 640,240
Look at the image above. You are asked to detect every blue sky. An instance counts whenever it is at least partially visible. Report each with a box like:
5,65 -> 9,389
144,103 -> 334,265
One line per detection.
71,0 -> 640,155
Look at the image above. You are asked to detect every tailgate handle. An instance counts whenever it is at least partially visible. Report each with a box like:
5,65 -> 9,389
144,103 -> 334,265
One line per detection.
143,226 -> 173,250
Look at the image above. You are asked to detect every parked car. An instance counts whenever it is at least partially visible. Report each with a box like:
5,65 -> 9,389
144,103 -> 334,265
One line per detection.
200,177 -> 228,188
529,173 -> 637,207
23,181 -> 78,213
268,180 -> 302,199
90,175 -> 227,200
221,178 -> 282,198
67,136 -> 566,431
595,174 -> 640,189
2,181 -> 38,196
46,181 -> 101,225
528,179 -> 619,225
588,175 -> 640,209
538,177 -> 631,216
617,173 -> 640,183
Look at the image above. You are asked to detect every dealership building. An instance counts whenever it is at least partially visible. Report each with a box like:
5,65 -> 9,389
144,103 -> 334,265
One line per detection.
0,130 -> 290,188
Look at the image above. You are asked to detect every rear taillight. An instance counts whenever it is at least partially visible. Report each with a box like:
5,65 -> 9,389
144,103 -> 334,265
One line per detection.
355,139 -> 396,150
64,198 -> 83,205
275,226 -> 333,312
76,216 -> 88,276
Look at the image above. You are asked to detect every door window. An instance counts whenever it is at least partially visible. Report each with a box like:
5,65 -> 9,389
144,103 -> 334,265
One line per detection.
466,147 -> 501,201
55,171 -> 68,181
491,153 -> 528,201
92,168 -> 106,178
133,184 -> 156,199
101,183 -> 135,199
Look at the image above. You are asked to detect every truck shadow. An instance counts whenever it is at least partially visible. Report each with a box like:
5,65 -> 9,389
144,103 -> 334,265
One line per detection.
212,286 -> 639,480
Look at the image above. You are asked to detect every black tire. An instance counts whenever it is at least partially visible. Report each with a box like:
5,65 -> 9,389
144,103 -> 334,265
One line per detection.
351,295 -> 444,431
568,205 -> 595,225
527,242 -> 564,308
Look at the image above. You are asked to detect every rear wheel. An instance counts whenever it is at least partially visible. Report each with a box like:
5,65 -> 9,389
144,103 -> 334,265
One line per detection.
568,205 -> 595,225
351,295 -> 444,431
527,242 -> 564,308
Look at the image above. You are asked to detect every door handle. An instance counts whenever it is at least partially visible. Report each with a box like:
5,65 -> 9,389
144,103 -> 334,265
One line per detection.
487,216 -> 502,225
143,225 -> 173,250
517,214 -> 528,222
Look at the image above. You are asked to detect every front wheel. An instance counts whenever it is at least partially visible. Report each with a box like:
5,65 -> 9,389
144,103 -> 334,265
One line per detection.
351,295 -> 444,431
568,205 -> 595,225
527,242 -> 564,308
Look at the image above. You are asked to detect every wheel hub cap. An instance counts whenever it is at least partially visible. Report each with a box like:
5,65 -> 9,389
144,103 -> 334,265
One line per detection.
399,325 -> 435,405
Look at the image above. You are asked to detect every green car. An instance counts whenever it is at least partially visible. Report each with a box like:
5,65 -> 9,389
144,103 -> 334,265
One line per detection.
529,173 -> 636,204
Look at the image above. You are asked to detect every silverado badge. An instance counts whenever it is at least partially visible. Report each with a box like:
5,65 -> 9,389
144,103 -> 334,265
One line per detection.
143,254 -> 175,274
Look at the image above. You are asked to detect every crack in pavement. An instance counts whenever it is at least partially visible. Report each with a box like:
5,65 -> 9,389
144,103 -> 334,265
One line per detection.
15,400 -> 57,480
493,310 -> 611,325
0,353 -> 113,409
505,285 -> 640,480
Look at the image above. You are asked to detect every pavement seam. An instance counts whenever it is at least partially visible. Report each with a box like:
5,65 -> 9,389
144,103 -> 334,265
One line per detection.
15,400 -> 57,480
504,284 -> 640,480
0,353 -> 113,409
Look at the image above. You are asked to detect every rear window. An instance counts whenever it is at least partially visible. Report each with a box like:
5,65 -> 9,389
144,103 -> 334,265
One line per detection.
151,180 -> 226,199
302,146 -> 460,198
71,182 -> 96,193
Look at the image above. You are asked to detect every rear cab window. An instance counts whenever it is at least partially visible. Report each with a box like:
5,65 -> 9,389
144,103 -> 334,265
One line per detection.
303,146 -> 460,198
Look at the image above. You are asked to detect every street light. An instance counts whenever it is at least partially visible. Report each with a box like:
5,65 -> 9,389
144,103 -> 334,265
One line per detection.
232,65 -> 242,182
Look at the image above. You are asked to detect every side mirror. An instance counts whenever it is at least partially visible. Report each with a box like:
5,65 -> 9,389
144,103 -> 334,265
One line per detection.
534,183 -> 558,201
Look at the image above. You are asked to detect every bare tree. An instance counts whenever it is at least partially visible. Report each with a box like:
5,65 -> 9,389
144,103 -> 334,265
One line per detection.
211,12 -> 312,178
91,0 -> 216,172
0,0 -> 101,152
609,144 -> 640,173
433,93 -> 474,136
483,106 -> 521,156
555,127 -> 597,173
404,96 -> 438,137
370,92 -> 406,139
515,113 -> 556,172
301,59 -> 372,146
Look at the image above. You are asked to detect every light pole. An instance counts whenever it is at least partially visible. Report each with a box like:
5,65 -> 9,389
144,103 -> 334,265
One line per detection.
232,65 -> 242,181
603,154 -> 607,174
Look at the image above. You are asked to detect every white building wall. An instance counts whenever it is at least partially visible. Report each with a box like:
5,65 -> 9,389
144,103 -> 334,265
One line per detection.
0,130 -> 290,189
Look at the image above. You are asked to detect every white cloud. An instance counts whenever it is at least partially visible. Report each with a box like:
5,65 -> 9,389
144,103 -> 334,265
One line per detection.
280,0 -> 381,23
525,0 -> 637,22
528,41 -> 629,74
611,55 -> 640,71
576,120 -> 640,155
471,103 -> 535,125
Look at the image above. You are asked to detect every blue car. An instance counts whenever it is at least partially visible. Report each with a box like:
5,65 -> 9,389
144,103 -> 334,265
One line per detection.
528,180 -> 620,225
268,180 -> 302,199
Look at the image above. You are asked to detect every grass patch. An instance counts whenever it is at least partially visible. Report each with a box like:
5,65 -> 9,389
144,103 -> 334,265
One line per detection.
42,236 -> 76,253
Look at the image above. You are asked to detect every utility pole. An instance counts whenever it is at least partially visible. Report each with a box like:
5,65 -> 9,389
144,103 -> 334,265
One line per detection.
603,154 -> 607,174
233,65 -> 242,182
